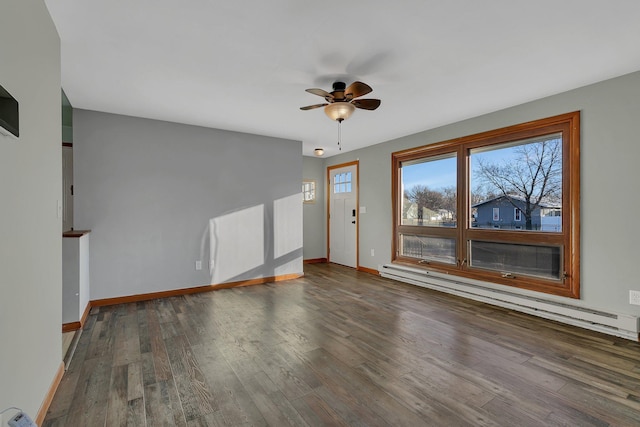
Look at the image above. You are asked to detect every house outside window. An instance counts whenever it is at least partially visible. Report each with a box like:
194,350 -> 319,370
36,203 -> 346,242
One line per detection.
392,112 -> 580,298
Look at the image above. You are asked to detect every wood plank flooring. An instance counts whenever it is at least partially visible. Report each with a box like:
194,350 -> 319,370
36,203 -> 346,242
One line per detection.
44,263 -> 640,426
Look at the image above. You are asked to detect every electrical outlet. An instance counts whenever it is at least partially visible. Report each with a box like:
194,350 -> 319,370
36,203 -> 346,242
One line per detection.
195,260 -> 202,270
630,290 -> 640,306
370,249 -> 375,256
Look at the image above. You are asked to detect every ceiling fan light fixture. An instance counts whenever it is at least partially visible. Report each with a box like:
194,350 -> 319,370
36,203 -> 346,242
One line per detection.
314,148 -> 324,156
324,102 -> 355,122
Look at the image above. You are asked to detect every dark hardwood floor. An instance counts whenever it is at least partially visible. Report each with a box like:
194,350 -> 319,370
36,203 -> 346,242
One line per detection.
44,263 -> 640,426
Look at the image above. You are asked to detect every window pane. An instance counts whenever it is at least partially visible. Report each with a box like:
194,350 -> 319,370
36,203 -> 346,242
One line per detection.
303,180 -> 315,202
400,234 -> 456,264
469,240 -> 561,280
470,133 -> 562,232
401,154 -> 457,227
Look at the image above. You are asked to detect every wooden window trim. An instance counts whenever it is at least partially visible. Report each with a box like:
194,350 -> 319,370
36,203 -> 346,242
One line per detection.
392,111 -> 580,298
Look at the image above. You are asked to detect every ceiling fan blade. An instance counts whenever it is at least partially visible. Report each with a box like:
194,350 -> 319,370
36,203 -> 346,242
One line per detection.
300,103 -> 328,111
345,81 -> 372,99
305,88 -> 333,99
353,98 -> 381,110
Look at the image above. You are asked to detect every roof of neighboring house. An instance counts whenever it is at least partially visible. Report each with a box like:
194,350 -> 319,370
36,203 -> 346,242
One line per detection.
472,195 -> 561,209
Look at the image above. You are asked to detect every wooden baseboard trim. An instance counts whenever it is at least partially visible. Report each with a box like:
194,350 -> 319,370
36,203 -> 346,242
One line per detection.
357,266 -> 380,276
62,322 -> 81,333
304,258 -> 327,264
62,301 -> 92,332
91,273 -> 304,308
80,301 -> 91,326
36,361 -> 64,425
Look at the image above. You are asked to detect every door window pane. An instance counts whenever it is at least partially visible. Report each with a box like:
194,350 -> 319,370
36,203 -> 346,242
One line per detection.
400,153 -> 457,227
334,172 -> 353,194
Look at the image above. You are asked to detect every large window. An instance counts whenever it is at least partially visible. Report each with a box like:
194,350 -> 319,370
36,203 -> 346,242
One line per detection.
392,112 -> 580,298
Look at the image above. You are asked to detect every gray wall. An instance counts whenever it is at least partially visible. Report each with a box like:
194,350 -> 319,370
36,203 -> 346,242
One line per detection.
323,70 -> 640,317
0,1 -> 62,421
74,110 -> 303,300
302,156 -> 326,260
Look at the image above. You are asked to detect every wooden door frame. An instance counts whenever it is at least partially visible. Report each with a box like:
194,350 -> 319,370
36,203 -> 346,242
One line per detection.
327,160 -> 359,268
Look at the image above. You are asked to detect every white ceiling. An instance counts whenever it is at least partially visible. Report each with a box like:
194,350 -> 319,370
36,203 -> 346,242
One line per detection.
45,1 -> 640,157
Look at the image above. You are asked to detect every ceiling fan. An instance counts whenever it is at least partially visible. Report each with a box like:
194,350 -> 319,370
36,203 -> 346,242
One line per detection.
300,81 -> 381,122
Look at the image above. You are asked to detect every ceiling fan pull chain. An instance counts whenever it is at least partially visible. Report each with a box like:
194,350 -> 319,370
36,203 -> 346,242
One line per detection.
337,120 -> 342,151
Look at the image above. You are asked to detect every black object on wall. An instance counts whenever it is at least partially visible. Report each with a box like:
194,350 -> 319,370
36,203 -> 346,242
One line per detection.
0,84 -> 19,138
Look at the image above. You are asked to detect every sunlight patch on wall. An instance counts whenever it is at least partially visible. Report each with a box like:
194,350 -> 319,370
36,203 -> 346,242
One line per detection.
210,204 -> 264,283
274,194 -> 303,259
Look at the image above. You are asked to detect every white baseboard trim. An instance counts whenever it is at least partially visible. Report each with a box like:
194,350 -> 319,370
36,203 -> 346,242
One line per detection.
379,263 -> 639,341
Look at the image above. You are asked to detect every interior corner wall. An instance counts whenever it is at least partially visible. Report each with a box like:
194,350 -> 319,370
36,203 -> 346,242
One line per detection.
326,70 -> 640,317
0,1 -> 62,421
73,110 -> 303,300
302,156 -> 326,260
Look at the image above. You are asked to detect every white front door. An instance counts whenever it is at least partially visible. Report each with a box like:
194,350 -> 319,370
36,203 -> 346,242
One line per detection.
329,163 -> 357,268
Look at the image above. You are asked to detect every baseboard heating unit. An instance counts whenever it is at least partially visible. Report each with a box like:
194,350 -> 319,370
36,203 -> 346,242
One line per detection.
379,263 -> 639,341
